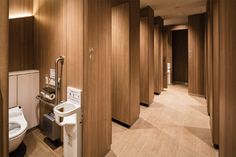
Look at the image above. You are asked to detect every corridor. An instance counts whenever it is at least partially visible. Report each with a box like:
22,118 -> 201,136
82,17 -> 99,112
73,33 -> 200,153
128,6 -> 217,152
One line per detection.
108,85 -> 218,157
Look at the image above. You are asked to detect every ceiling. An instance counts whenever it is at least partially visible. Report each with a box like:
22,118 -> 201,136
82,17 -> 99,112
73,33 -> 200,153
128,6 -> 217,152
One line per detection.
141,0 -> 207,25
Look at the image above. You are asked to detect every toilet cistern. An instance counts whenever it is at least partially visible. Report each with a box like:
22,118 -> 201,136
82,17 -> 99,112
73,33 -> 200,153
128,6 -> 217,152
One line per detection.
54,87 -> 82,157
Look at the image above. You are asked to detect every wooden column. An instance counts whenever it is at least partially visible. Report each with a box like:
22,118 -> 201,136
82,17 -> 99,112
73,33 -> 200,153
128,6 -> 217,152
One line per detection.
0,0 -> 9,156
188,14 -> 205,96
140,6 -> 154,106
219,0 -> 236,156
206,0 -> 220,148
154,17 -> 164,94
83,0 -> 112,156
112,0 -> 140,126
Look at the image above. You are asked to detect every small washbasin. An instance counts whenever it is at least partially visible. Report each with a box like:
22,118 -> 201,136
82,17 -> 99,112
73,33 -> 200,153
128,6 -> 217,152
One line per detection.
54,101 -> 80,126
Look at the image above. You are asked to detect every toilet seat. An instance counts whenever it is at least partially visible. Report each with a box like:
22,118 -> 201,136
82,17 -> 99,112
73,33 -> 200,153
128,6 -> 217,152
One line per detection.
9,107 -> 28,140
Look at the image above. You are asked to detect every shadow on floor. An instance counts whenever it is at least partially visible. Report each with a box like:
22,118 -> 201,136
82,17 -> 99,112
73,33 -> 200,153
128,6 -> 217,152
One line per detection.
184,126 -> 213,148
106,150 -> 117,157
131,118 -> 156,130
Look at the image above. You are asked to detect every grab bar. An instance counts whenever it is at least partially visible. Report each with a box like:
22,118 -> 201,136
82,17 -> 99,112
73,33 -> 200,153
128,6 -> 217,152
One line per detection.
55,56 -> 65,105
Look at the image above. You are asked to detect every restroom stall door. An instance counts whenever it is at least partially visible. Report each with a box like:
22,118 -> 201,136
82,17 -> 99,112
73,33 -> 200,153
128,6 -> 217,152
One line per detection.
0,0 -> 9,156
83,0 -> 112,156
172,30 -> 188,84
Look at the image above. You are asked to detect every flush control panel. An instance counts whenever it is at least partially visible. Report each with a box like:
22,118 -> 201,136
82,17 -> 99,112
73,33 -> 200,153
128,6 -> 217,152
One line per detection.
67,87 -> 82,106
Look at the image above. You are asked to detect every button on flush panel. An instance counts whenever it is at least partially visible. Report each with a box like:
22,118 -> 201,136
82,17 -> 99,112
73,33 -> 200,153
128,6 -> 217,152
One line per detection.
67,87 -> 82,107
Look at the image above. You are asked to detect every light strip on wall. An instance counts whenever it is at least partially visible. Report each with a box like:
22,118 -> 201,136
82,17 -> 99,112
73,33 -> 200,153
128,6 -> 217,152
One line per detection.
9,14 -> 33,19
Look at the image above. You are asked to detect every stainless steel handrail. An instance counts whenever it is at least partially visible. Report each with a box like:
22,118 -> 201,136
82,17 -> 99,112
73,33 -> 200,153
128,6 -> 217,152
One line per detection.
55,56 -> 65,105
36,95 -> 55,108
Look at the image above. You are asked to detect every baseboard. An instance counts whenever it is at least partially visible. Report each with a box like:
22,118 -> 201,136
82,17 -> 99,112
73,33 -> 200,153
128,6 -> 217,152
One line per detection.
112,118 -> 131,128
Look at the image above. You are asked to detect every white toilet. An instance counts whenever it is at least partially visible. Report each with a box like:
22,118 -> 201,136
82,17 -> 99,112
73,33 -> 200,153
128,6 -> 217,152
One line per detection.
9,107 -> 28,152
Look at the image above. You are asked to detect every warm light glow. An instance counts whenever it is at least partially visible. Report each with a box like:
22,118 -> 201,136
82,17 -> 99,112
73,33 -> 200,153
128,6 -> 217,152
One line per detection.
9,14 -> 33,19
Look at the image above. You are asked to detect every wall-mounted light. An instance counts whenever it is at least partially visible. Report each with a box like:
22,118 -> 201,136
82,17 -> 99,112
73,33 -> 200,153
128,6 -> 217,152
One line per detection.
9,13 -> 33,19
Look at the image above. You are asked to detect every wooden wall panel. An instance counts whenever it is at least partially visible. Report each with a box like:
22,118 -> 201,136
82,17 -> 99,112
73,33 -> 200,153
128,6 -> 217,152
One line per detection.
188,14 -> 205,96
140,6 -> 154,106
154,17 -> 164,94
66,0 -> 84,89
212,0 -> 219,147
129,0 -> 140,124
0,0 -> 9,156
83,0 -> 112,156
112,0 -> 140,126
112,3 -> 130,125
9,17 -> 34,72
172,30 -> 188,83
34,0 -> 68,129
219,0 -> 236,156
206,0 -> 220,147
9,0 -> 33,18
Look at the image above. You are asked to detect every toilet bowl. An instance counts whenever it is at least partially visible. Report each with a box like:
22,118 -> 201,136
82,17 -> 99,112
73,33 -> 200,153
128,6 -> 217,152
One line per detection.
9,107 -> 28,153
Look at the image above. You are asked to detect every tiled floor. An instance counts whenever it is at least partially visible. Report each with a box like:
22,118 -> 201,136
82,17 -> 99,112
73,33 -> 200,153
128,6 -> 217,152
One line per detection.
23,129 -> 63,157
23,85 -> 218,157
107,85 -> 218,157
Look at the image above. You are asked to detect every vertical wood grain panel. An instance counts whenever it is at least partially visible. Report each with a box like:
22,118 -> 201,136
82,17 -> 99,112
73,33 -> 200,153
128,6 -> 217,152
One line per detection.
154,17 -> 164,94
112,0 -> 140,126
129,0 -> 140,124
212,0 -> 219,147
9,17 -> 34,72
112,3 -> 130,124
206,0 -> 213,120
188,14 -> 205,96
219,0 -> 236,156
66,0 -> 83,89
0,0 -> 9,156
140,6 -> 154,106
35,0 -> 68,128
206,0 -> 220,147
9,0 -> 33,18
83,0 -> 112,156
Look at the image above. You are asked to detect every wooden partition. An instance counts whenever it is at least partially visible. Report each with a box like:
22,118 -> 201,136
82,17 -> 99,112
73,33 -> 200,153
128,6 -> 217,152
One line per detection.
154,17 -> 164,94
188,14 -> 205,96
83,0 -> 112,156
0,0 -> 9,156
140,6 -> 154,106
112,0 -> 140,126
206,0 -> 220,147
212,0 -> 219,147
34,0 -> 112,156
219,0 -> 236,156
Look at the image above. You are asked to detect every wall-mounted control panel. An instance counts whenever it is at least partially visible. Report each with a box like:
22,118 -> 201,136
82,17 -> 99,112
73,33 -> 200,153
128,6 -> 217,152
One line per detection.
67,87 -> 82,106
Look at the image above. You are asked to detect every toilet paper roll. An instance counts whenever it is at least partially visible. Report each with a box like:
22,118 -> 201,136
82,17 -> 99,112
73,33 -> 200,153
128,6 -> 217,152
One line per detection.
44,93 -> 56,101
